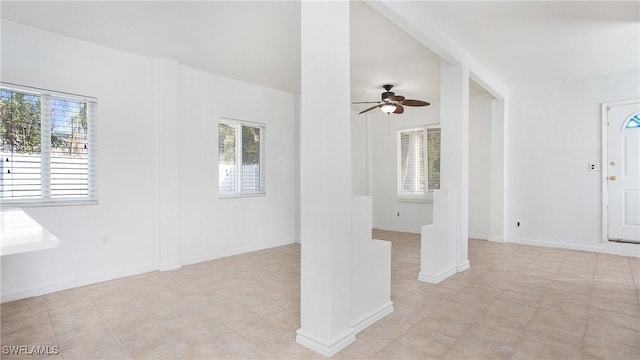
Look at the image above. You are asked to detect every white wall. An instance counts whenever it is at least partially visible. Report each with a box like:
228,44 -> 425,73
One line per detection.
0,20 -> 297,301
367,105 -> 439,233
351,110 -> 369,196
1,20 -> 158,301
178,67 -> 297,264
468,94 -> 492,239
506,71 -> 640,256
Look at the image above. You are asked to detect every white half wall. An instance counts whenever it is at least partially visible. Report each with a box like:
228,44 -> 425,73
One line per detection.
419,189 -> 457,283
350,196 -> 393,332
506,71 -> 640,257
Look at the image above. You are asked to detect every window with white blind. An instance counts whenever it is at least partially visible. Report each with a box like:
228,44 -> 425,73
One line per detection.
0,84 -> 97,206
398,125 -> 440,201
218,119 -> 265,197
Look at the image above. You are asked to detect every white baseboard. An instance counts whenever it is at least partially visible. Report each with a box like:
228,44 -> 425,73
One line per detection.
2,240 -> 296,303
181,239 -> 295,266
469,233 -> 489,241
457,260 -> 470,272
488,236 -> 505,243
1,264 -> 156,303
373,224 -> 421,234
158,261 -> 182,272
296,327 -> 356,357
350,301 -> 394,334
507,237 -> 639,258
507,237 -> 604,254
418,265 -> 457,284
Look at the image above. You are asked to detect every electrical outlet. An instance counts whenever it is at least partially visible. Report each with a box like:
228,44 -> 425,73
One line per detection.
396,212 -> 400,217
516,221 -> 521,227
588,163 -> 600,172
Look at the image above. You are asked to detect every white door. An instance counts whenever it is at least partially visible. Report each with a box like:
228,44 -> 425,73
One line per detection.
607,100 -> 640,243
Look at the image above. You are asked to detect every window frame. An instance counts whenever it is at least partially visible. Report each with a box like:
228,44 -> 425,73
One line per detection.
217,118 -> 266,199
397,124 -> 440,203
0,82 -> 98,207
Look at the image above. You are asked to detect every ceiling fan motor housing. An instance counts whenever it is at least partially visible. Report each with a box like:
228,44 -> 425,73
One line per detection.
381,84 -> 394,101
354,84 -> 429,115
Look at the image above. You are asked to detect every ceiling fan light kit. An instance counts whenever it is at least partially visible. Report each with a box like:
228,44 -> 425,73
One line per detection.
354,84 -> 430,115
380,103 -> 397,114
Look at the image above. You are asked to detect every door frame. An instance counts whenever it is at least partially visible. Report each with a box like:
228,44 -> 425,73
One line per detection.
601,97 -> 640,242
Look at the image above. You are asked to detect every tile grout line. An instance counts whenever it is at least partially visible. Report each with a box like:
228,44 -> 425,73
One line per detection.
627,257 -> 640,308
507,252 -> 539,358
442,251 -> 526,359
511,250 -> 559,356
578,254 -> 597,360
82,287 -> 132,360
41,295 -> 63,360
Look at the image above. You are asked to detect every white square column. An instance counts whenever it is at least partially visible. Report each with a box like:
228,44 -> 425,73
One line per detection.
439,60 -> 470,272
489,99 -> 506,243
297,1 -> 355,356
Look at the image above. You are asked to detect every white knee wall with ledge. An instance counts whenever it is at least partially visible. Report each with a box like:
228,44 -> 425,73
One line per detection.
419,189 -> 464,284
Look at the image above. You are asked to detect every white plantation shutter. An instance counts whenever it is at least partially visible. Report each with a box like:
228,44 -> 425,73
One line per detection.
241,124 -> 265,193
1,90 -> 42,200
399,128 -> 425,195
49,96 -> 94,199
87,101 -> 97,200
0,84 -> 97,205
218,122 -> 237,193
398,125 -> 440,199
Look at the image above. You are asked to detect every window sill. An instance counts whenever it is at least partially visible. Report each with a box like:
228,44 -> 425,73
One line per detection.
219,192 -> 266,199
0,199 -> 98,208
397,194 -> 434,203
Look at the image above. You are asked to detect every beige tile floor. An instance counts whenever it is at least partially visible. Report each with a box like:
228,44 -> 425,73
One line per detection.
1,230 -> 639,359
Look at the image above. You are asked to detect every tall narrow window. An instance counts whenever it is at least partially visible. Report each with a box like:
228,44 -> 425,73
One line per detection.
0,84 -> 97,206
398,125 -> 440,200
218,119 -> 265,197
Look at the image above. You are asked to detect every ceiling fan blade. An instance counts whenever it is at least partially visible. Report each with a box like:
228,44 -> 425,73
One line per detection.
393,105 -> 404,114
402,99 -> 430,107
358,104 -> 382,114
389,95 -> 405,102
352,101 -> 381,104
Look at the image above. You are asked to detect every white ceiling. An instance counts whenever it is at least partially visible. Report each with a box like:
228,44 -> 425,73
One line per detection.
2,1 -> 638,105
350,1 -> 444,106
411,1 -> 640,90
0,1 -> 302,93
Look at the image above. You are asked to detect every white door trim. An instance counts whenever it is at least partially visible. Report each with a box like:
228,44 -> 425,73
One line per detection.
601,98 -> 640,242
